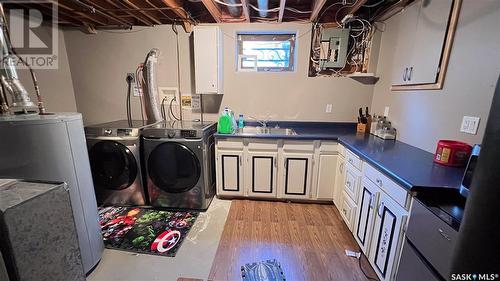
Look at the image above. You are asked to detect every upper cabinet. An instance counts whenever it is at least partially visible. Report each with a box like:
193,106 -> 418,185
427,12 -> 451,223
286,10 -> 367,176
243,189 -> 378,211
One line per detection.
391,0 -> 461,90
194,26 -> 223,94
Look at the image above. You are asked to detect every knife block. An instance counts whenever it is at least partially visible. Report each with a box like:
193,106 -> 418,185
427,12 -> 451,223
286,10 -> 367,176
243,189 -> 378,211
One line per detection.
357,116 -> 372,133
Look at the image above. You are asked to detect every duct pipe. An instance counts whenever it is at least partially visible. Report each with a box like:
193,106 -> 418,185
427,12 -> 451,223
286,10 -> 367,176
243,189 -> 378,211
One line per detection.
0,4 -> 36,114
224,0 -> 241,17
257,0 -> 269,17
142,48 -> 162,122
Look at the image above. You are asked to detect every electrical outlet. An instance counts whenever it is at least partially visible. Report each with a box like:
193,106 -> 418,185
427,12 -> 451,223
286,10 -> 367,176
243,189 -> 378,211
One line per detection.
460,116 -> 480,134
326,104 -> 333,113
383,106 -> 390,117
158,87 -> 179,105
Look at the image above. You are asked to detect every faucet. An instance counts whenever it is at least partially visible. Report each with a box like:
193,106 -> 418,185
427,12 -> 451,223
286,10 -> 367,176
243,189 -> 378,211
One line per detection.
248,116 -> 269,128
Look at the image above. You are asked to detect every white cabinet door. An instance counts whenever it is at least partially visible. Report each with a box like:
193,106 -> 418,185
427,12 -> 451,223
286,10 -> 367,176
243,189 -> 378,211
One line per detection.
369,191 -> 408,281
339,191 -> 357,231
247,151 -> 278,198
194,26 -> 221,94
408,0 -> 453,84
216,151 -> 244,196
390,0 -> 420,86
315,154 -> 338,200
281,153 -> 313,199
354,179 -> 379,255
344,163 -> 361,203
333,155 -> 345,206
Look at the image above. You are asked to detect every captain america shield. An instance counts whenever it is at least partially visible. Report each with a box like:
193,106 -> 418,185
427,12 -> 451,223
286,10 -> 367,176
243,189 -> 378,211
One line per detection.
151,230 -> 181,253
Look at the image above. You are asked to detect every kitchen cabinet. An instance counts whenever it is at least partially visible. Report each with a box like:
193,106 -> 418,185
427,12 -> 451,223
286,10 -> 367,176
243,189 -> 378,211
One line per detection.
344,163 -> 361,203
216,151 -> 244,196
193,26 -> 222,94
391,0 -> 458,90
339,191 -> 357,231
354,179 -> 379,254
246,151 -> 278,197
333,150 -> 345,205
281,153 -> 313,199
368,191 -> 408,281
314,142 -> 339,201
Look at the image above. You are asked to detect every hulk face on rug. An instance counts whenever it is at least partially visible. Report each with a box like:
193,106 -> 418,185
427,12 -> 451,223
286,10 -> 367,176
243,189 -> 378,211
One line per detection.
98,207 -> 198,256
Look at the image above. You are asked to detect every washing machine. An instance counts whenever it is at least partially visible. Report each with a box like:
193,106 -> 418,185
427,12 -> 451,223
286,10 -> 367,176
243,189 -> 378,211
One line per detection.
142,121 -> 217,211
85,120 -> 158,206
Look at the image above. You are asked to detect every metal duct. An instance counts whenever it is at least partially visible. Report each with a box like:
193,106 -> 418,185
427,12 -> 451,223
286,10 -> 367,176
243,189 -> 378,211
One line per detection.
142,48 -> 162,122
224,0 -> 241,17
0,4 -> 36,114
257,0 -> 269,17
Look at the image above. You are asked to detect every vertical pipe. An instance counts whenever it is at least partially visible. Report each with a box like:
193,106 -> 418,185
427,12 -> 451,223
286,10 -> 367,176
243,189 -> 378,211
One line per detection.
257,0 -> 269,17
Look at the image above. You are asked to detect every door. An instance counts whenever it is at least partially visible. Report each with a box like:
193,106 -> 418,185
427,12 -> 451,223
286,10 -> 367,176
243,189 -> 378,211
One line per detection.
281,153 -> 313,199
391,0 -> 420,85
408,0 -> 453,84
354,179 -> 379,255
147,142 -> 201,197
316,154 -> 338,200
333,155 -> 345,206
216,151 -> 244,196
247,151 -> 278,198
369,191 -> 408,281
88,140 -> 138,192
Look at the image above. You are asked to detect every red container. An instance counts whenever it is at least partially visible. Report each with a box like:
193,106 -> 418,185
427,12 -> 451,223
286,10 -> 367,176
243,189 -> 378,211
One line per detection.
434,140 -> 472,167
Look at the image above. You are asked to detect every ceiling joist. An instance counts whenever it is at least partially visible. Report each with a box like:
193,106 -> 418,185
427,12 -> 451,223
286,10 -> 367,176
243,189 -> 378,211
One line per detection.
200,0 -> 223,23
309,0 -> 327,22
162,0 -> 193,32
278,0 -> 287,22
241,0 -> 250,22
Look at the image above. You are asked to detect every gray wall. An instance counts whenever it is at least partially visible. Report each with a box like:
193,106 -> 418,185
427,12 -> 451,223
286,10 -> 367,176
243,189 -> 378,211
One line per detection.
15,27 -> 77,112
371,0 -> 500,152
64,23 -> 375,125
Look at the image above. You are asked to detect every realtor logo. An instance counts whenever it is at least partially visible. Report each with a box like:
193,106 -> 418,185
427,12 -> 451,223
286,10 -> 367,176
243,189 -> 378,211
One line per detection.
1,1 -> 58,69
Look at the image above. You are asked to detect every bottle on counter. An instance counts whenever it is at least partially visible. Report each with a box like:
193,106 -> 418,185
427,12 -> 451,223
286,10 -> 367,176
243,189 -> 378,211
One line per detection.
238,114 -> 245,129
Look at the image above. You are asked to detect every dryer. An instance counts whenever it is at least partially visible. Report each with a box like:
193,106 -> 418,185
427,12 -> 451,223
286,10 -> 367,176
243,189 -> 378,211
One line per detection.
85,120 -> 158,206
142,121 -> 216,210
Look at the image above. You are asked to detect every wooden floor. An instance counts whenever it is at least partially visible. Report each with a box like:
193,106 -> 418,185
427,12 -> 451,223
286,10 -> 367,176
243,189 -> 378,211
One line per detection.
208,200 -> 378,281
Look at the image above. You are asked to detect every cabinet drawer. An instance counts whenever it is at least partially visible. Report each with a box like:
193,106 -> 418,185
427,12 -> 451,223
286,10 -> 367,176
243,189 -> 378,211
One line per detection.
283,141 -> 315,153
346,150 -> 362,171
319,142 -> 338,153
340,191 -> 357,231
216,139 -> 244,150
338,144 -> 346,157
364,163 -> 409,210
406,199 -> 458,278
344,164 -> 361,203
247,141 -> 278,151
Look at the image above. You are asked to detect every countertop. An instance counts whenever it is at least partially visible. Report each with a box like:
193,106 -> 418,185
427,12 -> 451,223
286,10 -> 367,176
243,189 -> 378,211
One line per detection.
214,121 -> 466,191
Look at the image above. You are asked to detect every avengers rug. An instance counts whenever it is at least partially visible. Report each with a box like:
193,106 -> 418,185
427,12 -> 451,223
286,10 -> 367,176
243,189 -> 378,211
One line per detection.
98,206 -> 198,257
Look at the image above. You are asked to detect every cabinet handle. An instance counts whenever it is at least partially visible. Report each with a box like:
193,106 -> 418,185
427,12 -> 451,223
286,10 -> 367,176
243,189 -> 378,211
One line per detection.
274,157 -> 277,167
348,158 -> 354,165
403,67 -> 408,81
378,202 -> 385,217
408,67 -> 413,81
346,180 -> 351,188
438,228 -> 452,241
239,155 -> 242,166
339,162 -> 344,173
370,194 -> 376,209
376,178 -> 383,187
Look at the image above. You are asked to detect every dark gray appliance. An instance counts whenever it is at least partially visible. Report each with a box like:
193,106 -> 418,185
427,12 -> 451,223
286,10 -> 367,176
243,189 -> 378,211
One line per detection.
0,179 -> 85,281
85,120 -> 159,206
396,199 -> 459,281
459,144 -> 480,198
0,113 -> 103,274
142,121 -> 217,210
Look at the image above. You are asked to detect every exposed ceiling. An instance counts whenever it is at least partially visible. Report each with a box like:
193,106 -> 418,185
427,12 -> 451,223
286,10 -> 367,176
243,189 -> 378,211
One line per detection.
3,0 -> 411,32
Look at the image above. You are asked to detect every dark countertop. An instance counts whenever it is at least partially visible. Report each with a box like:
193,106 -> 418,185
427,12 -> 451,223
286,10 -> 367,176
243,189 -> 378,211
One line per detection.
215,121 -> 466,191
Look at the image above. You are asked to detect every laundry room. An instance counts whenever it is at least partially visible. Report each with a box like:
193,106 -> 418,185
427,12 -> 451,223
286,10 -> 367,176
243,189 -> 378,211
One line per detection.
0,1 -> 499,281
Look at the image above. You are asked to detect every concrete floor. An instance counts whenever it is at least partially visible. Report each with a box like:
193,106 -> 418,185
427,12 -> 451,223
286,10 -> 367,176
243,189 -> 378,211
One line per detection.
87,198 -> 232,281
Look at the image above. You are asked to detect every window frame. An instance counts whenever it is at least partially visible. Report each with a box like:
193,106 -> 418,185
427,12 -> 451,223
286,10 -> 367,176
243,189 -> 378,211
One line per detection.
236,31 -> 297,73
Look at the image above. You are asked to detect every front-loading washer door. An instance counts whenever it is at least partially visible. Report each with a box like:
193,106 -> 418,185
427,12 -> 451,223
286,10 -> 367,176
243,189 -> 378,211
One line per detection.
89,140 -> 138,191
148,142 -> 201,193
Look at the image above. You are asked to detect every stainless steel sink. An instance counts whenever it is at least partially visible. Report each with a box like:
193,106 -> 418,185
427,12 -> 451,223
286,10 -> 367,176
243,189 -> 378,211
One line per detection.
236,126 -> 297,136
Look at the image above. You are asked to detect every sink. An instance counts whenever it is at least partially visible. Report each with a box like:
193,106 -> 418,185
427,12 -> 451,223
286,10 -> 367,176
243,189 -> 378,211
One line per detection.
236,126 -> 297,136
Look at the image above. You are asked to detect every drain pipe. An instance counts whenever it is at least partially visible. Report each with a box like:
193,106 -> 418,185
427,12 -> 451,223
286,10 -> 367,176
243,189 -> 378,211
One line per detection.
224,0 -> 242,17
257,0 -> 269,17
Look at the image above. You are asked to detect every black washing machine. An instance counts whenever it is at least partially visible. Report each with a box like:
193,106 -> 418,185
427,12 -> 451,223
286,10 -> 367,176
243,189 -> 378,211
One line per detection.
141,121 -> 216,210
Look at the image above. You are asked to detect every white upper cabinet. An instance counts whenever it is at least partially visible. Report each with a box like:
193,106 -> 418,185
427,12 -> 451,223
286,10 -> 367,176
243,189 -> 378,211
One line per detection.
391,0 -> 455,89
194,26 -> 222,94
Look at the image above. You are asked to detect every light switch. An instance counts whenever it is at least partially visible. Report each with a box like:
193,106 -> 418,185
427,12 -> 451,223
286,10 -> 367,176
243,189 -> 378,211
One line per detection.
326,104 -> 333,113
460,116 -> 480,134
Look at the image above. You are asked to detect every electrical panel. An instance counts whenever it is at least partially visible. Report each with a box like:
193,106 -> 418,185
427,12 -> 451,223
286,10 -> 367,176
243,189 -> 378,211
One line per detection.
193,26 -> 223,94
319,28 -> 350,69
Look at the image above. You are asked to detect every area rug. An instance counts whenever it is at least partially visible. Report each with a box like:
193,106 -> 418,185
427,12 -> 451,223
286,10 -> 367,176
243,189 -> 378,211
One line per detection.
241,259 -> 286,281
98,206 -> 198,257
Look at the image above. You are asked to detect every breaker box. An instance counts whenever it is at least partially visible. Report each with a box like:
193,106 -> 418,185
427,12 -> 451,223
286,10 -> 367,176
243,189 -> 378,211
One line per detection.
319,28 -> 350,69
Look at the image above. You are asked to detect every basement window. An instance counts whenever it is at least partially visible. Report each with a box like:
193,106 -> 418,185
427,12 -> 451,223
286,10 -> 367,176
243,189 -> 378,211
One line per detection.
237,33 -> 296,72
